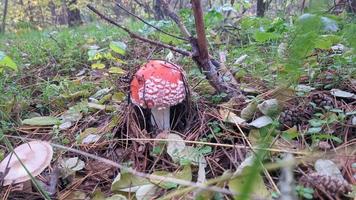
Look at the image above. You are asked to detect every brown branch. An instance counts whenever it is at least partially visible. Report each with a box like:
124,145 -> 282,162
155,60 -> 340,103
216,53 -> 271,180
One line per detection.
159,0 -> 244,99
161,0 -> 191,38
89,2 -> 244,100
87,4 -> 191,57
190,0 -> 244,98
115,3 -> 188,41
191,0 -> 209,63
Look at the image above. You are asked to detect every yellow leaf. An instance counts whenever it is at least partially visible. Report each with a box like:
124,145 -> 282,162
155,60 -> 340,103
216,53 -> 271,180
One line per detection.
104,52 -> 114,60
108,67 -> 125,75
86,38 -> 96,44
115,58 -> 127,64
112,92 -> 126,102
91,63 -> 105,69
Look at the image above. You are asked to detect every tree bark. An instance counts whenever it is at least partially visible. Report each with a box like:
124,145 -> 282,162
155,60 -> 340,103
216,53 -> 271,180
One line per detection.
133,0 -> 155,18
347,0 -> 356,13
256,0 -> 266,17
27,1 -> 34,23
65,0 -> 82,27
48,0 -> 58,24
58,0 -> 68,25
153,0 -> 165,20
1,0 -> 8,33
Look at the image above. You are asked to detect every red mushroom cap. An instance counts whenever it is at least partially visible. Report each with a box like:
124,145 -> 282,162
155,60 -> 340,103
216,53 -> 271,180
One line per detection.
130,60 -> 186,109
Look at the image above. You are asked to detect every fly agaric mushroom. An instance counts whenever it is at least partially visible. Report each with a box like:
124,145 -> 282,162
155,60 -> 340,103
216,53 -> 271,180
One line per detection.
130,60 -> 187,130
0,140 -> 53,186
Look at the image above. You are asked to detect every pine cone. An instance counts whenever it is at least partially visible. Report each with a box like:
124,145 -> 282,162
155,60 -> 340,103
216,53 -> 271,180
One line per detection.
299,172 -> 352,196
310,93 -> 334,108
279,105 -> 314,129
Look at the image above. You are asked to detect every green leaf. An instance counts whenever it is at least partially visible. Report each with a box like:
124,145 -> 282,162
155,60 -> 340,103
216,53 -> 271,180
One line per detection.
150,165 -> 192,189
204,9 -> 223,28
111,172 -> 150,192
316,35 -> 341,49
282,127 -> 299,140
22,116 -> 61,126
315,36 -> 332,49
0,51 -> 17,72
303,192 -> 314,199
311,134 -> 342,143
343,24 -> 356,49
110,41 -> 127,55
254,31 -> 279,43
228,166 -> 271,200
307,127 -> 322,134
108,67 -> 126,74
150,171 -> 177,189
88,49 -> 105,61
91,63 -> 105,69
309,119 -> 326,127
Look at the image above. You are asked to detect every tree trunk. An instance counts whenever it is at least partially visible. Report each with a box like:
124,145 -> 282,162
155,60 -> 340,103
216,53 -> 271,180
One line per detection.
133,0 -> 154,18
48,0 -> 58,24
39,6 -> 45,26
58,1 -> 68,25
347,0 -> 356,13
256,0 -> 266,17
154,0 -> 165,20
179,0 -> 184,9
27,1 -> 34,23
1,0 -> 8,33
66,0 -> 82,27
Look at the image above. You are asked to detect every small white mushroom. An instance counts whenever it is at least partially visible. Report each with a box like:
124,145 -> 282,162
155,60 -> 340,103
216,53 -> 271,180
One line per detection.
0,140 -> 53,186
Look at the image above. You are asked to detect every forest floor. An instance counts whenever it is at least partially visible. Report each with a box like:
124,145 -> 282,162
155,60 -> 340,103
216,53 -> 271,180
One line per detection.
0,21 -> 355,200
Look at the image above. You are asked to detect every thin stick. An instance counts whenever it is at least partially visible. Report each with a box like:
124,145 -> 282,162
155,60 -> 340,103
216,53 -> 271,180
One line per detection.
234,122 -> 281,194
51,144 -> 234,195
87,4 -> 191,57
161,0 -> 191,38
110,137 -> 308,155
115,3 -> 188,41
4,135 -> 234,195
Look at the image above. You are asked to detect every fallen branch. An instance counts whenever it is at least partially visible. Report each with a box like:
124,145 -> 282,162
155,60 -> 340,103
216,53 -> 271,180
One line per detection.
5,135 -> 233,195
87,4 -> 191,57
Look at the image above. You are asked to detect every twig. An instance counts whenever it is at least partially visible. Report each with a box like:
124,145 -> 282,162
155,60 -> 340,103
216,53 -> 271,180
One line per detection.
87,4 -> 191,57
52,144 -> 234,195
160,0 -> 191,38
5,135 -> 234,195
116,3 -> 188,41
86,138 -> 307,155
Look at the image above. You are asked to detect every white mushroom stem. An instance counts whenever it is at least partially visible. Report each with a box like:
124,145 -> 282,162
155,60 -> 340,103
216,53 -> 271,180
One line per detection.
151,107 -> 170,130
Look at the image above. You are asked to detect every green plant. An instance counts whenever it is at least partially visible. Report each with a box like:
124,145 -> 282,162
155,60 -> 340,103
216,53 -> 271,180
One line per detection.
296,185 -> 314,199
0,51 -> 17,74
